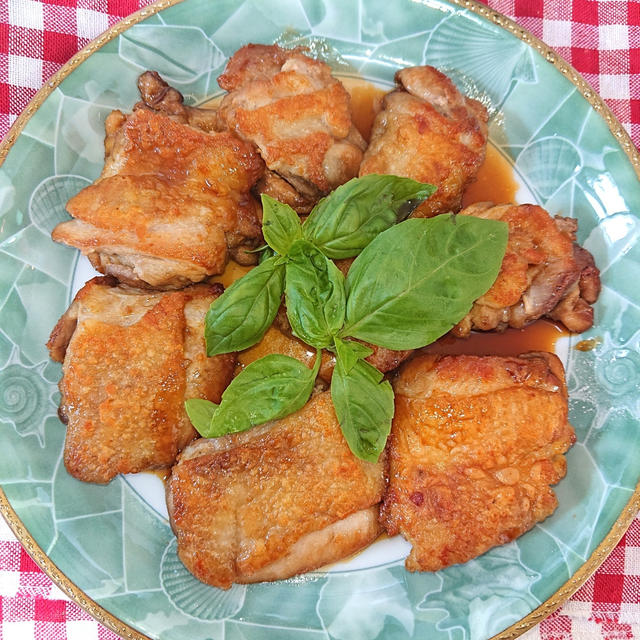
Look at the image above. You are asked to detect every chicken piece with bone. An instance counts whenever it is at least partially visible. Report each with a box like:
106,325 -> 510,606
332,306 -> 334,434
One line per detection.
453,202 -> 600,336
135,70 -> 221,132
359,65 -> 488,218
381,352 -> 575,572
52,97 -> 265,289
47,277 -> 236,484
167,391 -> 385,588
217,44 -> 366,213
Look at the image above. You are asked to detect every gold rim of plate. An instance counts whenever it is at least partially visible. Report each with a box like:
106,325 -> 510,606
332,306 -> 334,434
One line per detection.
0,1 -> 638,638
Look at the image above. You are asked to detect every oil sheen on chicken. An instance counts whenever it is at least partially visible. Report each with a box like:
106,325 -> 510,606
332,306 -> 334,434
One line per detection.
217,44 -> 366,213
453,202 -> 601,335
47,277 -> 235,484
380,352 -> 575,571
359,65 -> 488,218
167,391 -> 385,588
52,99 -> 265,289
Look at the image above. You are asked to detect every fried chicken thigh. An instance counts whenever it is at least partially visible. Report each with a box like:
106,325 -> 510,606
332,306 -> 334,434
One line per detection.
359,66 -> 488,218
167,391 -> 385,588
217,44 -> 366,213
136,70 -> 220,133
381,352 -> 575,572
453,203 -> 600,335
47,277 -> 235,484
53,105 -> 264,289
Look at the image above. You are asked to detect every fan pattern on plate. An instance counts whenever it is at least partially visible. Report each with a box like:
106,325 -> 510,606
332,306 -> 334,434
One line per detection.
0,1 -> 639,639
160,540 -> 247,621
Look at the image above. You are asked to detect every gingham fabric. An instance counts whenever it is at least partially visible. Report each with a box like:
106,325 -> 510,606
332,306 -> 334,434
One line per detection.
0,1 -> 639,638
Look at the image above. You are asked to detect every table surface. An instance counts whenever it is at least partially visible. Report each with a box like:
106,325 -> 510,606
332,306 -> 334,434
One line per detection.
0,0 -> 639,638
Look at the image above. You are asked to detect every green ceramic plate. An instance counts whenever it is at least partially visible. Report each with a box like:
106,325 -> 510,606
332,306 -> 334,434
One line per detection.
1,1 -> 639,639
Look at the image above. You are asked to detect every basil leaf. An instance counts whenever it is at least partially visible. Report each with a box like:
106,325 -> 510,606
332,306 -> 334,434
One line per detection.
201,353 -> 320,437
184,398 -> 218,435
331,358 -> 394,463
259,245 -> 276,264
333,336 -> 373,374
261,194 -> 303,256
302,174 -> 436,259
342,214 -> 509,350
285,239 -> 346,349
205,256 -> 285,356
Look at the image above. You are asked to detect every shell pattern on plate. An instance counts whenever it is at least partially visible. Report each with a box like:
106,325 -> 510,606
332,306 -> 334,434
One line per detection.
0,1 -> 639,639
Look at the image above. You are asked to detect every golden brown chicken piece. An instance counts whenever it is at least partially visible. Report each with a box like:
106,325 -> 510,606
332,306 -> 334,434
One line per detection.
359,65 -> 488,218
381,352 -> 575,572
217,44 -> 366,213
136,70 -> 220,133
52,106 -> 264,289
47,277 -> 235,484
167,391 -> 384,588
452,203 -> 600,335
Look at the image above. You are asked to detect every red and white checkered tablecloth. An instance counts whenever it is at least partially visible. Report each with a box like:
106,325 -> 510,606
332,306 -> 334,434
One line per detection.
0,1 -> 639,638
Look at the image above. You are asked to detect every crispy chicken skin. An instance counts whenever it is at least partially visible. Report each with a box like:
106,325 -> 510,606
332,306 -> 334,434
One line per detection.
359,66 -> 488,218
381,352 -> 575,572
52,106 -> 264,289
453,203 -> 601,335
217,44 -> 366,213
47,277 -> 235,484
136,70 -> 220,132
167,392 -> 385,588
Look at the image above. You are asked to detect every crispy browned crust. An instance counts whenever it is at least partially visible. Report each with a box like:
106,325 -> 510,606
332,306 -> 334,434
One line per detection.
218,43 -> 305,91
217,44 -> 364,210
136,71 -> 221,133
381,352 -> 575,572
51,278 -> 235,484
452,203 -> 600,335
167,392 -> 385,588
548,244 -> 601,332
52,108 -> 264,288
359,65 -> 488,218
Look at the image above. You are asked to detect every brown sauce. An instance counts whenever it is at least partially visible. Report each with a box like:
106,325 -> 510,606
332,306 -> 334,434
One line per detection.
211,260 -> 253,288
341,78 -> 386,142
575,336 -> 602,352
147,468 -> 169,483
462,144 -> 519,208
423,319 -> 568,358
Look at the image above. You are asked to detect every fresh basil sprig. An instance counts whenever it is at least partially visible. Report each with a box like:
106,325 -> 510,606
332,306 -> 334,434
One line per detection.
341,214 -> 509,350
302,174 -> 436,258
204,175 -> 432,357
194,177 -> 510,464
204,256 -> 285,356
185,352 -> 321,438
184,398 -> 218,435
331,355 -> 394,463
333,337 -> 373,375
285,239 -> 345,349
262,194 -> 303,255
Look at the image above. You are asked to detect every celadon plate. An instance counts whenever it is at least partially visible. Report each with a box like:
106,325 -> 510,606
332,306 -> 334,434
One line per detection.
0,1 -> 639,639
